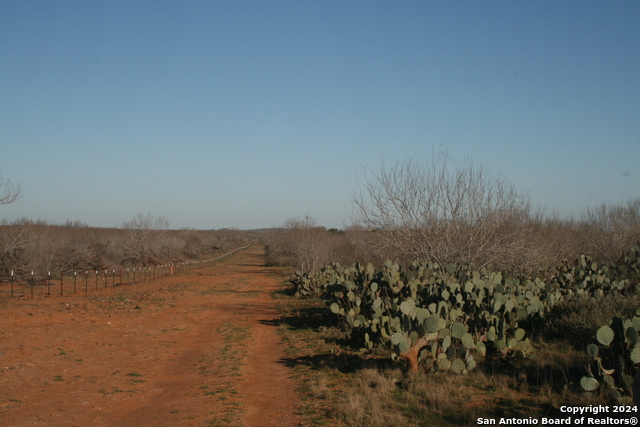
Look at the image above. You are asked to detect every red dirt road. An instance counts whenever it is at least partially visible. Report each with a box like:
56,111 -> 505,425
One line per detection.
0,245 -> 302,426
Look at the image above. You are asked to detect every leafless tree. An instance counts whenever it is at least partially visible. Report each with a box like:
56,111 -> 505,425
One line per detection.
0,216 -> 255,280
0,173 -> 24,274
119,213 -> 171,266
0,172 -> 22,205
0,224 -> 28,274
280,215 -> 333,273
579,198 -> 640,261
350,153 -> 536,272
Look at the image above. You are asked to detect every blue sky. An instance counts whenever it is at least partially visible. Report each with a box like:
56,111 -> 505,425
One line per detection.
1,1 -> 639,229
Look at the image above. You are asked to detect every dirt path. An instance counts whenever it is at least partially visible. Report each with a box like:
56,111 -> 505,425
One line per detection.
0,244 -> 302,426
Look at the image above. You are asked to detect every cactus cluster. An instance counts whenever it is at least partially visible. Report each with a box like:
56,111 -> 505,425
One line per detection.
580,314 -> 640,404
299,260 -> 536,373
550,247 -> 640,299
291,263 -> 343,298
291,243 -> 640,375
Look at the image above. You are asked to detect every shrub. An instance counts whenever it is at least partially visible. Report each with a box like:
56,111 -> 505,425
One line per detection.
544,292 -> 640,347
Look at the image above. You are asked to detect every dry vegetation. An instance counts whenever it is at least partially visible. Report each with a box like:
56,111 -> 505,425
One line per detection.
265,154 -> 640,278
264,197 -> 640,279
266,155 -> 640,425
0,215 -> 258,280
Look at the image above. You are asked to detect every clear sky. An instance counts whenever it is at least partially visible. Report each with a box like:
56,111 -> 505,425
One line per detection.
1,1 -> 639,230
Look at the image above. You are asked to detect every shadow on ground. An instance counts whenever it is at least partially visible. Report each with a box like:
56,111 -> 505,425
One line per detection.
265,293 -> 399,374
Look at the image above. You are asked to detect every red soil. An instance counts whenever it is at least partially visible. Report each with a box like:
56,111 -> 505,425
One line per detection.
0,245 -> 302,426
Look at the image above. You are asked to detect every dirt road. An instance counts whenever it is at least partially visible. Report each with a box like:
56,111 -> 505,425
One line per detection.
0,244 -> 302,426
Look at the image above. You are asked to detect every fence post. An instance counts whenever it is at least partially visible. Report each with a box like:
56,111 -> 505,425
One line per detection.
31,271 -> 34,298
47,271 -> 51,296
10,270 -> 13,298
60,270 -> 64,297
73,271 -> 77,294
95,270 -> 98,291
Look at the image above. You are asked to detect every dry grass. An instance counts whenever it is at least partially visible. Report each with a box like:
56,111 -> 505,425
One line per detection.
341,369 -> 407,426
543,292 -> 640,346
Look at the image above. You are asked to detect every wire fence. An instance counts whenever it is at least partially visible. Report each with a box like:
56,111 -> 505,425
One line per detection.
0,240 -> 256,299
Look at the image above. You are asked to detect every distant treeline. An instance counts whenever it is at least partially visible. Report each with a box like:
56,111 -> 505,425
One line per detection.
264,197 -> 640,278
0,214 -> 261,277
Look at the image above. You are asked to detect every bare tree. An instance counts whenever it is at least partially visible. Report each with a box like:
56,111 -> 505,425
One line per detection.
119,213 -> 171,266
0,224 -> 28,274
0,218 -> 257,277
579,198 -> 640,261
282,215 -> 332,273
0,173 -> 24,274
350,153 -> 535,271
0,172 -> 22,205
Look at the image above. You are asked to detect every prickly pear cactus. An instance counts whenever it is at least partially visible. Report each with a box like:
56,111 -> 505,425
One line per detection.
305,258 -> 535,374
290,243 -> 640,377
581,314 -> 640,405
